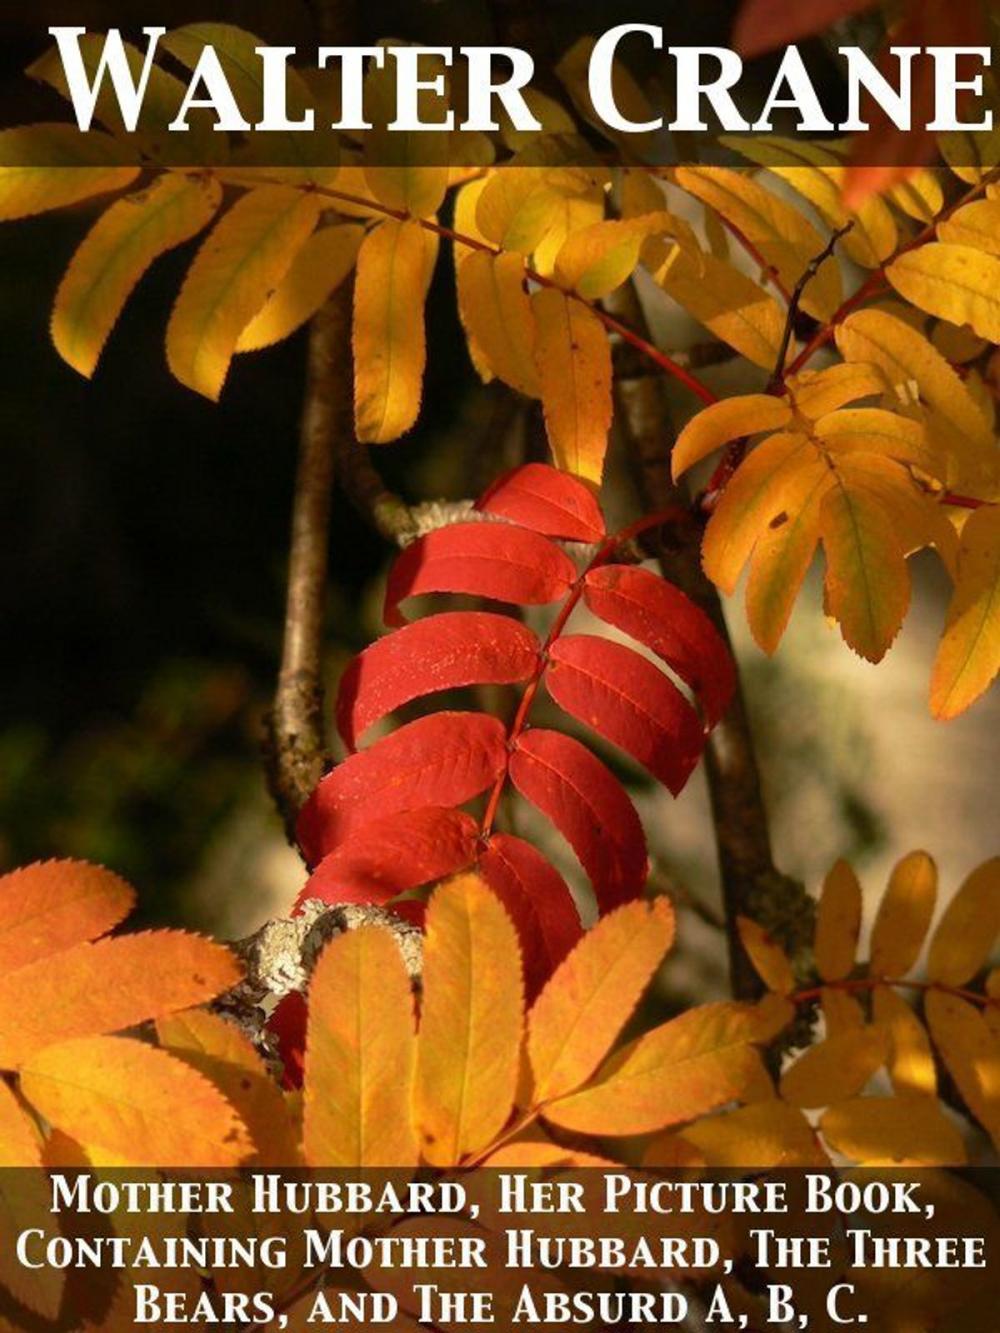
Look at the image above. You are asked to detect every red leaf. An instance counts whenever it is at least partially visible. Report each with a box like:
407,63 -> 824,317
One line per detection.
583,564 -> 735,727
478,833 -> 583,998
384,522 -> 576,625
267,991 -> 307,1089
733,0 -> 874,58
546,635 -> 705,795
297,807 -> 478,910
475,463 -> 606,543
298,712 -> 506,865
336,611 -> 540,750
508,728 -> 648,911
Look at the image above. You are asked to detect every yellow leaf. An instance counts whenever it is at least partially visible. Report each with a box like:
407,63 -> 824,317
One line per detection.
814,408 -> 942,481
0,859 -> 133,973
873,985 -> 937,1099
532,182 -> 606,276
456,251 -> 539,397
658,249 -> 786,370
0,125 -> 139,221
937,199 -> 1000,257
925,991 -> 1000,1147
236,224 -> 363,352
157,1008 -> 300,1167
302,926 -> 417,1168
483,1141 -> 614,1168
822,987 -> 865,1036
673,165 -> 842,320
531,287 -> 612,482
931,505 -> 1000,719
167,186 -> 320,400
0,931 -> 242,1069
0,1082 -> 62,1319
702,433 -> 822,594
476,169 -> 565,254
815,859 -> 862,982
53,173 -> 221,378
870,851 -> 938,978
528,897 -> 674,1106
681,1100 -> 826,1167
414,875 -> 523,1166
888,169 -> 944,223
932,318 -> 988,364
720,138 -> 896,268
835,309 -> 996,483
926,857 -> 1000,986
20,1035 -> 252,1167
820,1096 -> 965,1166
887,243 -> 1000,343
542,1000 -> 775,1137
353,218 -> 431,443
554,217 -> 645,298
672,394 -> 792,481
787,363 -> 887,419
745,463 -> 831,653
780,1027 -> 887,1108
737,916 -> 795,995
362,54 -> 450,217
819,480 -> 910,662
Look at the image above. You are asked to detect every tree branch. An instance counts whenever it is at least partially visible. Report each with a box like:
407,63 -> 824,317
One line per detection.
605,283 -> 815,1000
264,293 -> 346,843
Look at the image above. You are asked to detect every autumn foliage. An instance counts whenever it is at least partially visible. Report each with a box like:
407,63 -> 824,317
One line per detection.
0,15 -> 999,1330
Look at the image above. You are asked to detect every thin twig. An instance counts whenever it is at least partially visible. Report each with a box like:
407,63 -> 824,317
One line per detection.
264,294 -> 346,842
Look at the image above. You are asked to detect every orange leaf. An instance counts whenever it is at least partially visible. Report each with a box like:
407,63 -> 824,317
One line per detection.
737,916 -> 795,995
873,985 -> 937,1099
528,897 -> 674,1106
870,851 -> 937,979
414,874 -> 524,1166
780,1027 -> 887,1108
0,1082 -> 62,1318
19,1035 -> 252,1167
0,931 -> 241,1069
0,859 -> 134,973
542,1000 -> 780,1137
681,1100 -> 826,1168
532,287 -> 612,483
926,858 -> 1000,986
303,926 -> 418,1168
815,859 -> 862,982
820,1096 -> 965,1166
157,1008 -> 300,1168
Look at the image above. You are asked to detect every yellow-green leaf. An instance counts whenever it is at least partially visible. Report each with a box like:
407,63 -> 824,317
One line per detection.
870,851 -> 938,978
456,251 -> 539,397
780,1027 -> 887,1108
820,1096 -> 965,1166
737,916 -> 795,995
532,287 -> 612,482
414,875 -> 523,1166
820,480 -> 910,662
236,224 -> 363,352
353,218 -> 431,443
20,1035 -> 252,1167
528,897 -> 674,1106
815,859 -> 862,982
167,185 -> 320,400
542,1000 -> 774,1136
931,505 -> 1000,720
926,857 -> 1000,986
0,125 -> 139,221
303,926 -> 418,1168
54,173 -> 221,378
476,169 -> 565,255
672,395 -> 792,481
887,243 -> 1000,343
